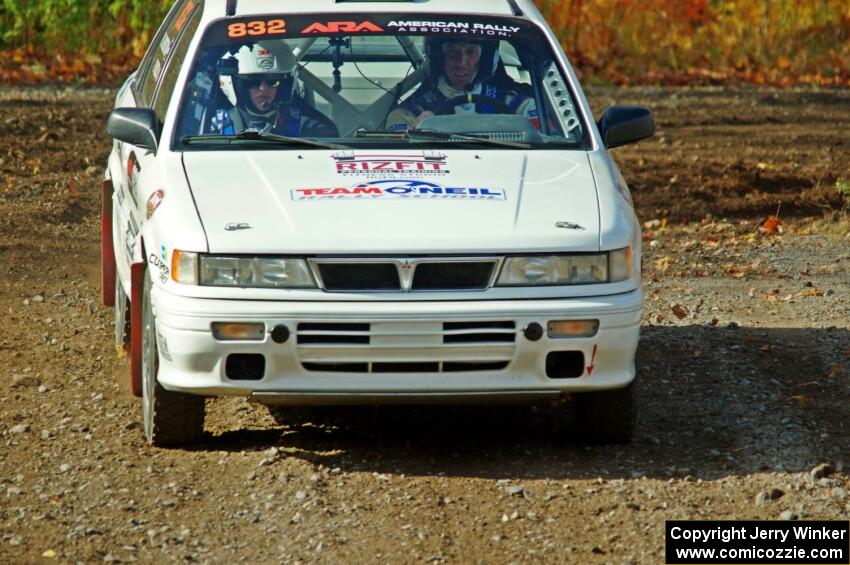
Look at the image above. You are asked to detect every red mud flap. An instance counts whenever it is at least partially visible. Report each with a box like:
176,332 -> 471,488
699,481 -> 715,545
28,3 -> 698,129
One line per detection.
129,261 -> 146,398
101,179 -> 116,307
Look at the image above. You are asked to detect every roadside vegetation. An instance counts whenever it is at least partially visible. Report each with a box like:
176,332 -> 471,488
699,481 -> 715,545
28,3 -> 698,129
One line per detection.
0,0 -> 848,85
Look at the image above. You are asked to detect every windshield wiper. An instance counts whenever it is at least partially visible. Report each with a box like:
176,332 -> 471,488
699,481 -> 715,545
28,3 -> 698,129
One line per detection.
181,131 -> 345,149
356,129 -> 530,149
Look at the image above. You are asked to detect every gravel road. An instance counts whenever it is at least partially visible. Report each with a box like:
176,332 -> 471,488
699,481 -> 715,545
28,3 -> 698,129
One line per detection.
1,86 -> 848,564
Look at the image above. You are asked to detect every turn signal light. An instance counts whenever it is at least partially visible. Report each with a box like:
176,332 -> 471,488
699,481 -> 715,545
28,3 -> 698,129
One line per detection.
211,322 -> 265,341
172,250 -> 198,285
547,320 -> 599,338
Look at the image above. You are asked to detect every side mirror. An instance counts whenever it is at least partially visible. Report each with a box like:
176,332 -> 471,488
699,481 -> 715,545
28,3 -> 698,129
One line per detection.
107,108 -> 160,152
598,106 -> 655,149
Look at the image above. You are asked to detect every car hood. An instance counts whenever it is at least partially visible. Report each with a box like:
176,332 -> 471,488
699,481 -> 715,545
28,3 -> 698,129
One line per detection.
182,150 -> 600,254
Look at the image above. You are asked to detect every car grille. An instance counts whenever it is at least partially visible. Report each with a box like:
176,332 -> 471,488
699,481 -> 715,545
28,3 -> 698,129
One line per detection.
411,262 -> 495,290
313,259 -> 497,292
296,320 -> 516,373
318,263 -> 400,291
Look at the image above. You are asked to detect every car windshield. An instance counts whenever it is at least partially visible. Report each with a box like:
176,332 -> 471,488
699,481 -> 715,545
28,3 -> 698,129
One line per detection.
174,13 -> 586,149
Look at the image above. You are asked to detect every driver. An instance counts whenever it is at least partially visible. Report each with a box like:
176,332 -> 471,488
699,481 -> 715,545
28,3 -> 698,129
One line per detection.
386,38 -> 539,131
211,44 -> 338,137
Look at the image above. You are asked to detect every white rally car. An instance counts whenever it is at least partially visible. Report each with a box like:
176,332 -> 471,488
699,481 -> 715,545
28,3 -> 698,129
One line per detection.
103,0 -> 654,446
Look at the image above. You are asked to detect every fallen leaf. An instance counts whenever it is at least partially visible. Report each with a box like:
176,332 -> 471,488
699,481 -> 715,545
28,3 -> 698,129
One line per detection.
671,304 -> 689,319
42,550 -> 57,558
759,215 -> 782,235
788,395 -> 812,405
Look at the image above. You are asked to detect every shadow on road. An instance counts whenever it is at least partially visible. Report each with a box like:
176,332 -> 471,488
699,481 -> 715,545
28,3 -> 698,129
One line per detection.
201,325 -> 849,481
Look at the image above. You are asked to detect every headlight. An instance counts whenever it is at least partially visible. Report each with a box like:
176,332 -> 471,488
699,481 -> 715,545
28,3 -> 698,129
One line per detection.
199,256 -> 316,288
496,248 -> 632,286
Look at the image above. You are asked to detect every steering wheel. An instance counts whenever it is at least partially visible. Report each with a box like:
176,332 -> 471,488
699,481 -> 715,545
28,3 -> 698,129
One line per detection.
433,94 -> 513,116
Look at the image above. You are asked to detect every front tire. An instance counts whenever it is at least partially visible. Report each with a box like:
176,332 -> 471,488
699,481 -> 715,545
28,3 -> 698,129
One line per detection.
574,379 -> 637,444
141,273 -> 205,446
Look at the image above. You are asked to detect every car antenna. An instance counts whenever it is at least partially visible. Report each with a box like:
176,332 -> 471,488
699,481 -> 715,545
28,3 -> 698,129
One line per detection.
507,0 -> 523,16
226,0 -> 237,16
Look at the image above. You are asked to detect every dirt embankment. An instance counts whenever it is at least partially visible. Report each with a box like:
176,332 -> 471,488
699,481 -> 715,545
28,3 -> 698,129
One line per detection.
1,86 -> 849,564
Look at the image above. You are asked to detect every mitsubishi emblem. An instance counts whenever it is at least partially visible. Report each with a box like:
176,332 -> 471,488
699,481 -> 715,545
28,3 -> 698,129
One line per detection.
398,259 -> 415,290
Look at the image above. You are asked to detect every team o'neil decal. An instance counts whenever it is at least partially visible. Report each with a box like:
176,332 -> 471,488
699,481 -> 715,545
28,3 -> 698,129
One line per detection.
291,180 -> 506,201
332,151 -> 449,177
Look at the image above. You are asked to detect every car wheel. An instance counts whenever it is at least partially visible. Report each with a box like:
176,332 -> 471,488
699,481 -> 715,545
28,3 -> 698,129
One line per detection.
114,269 -> 130,351
574,378 -> 637,444
141,273 -> 205,447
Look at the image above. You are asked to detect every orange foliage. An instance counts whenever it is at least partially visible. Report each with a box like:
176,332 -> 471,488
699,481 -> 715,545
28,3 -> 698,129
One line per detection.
534,0 -> 850,86
1,1 -> 848,86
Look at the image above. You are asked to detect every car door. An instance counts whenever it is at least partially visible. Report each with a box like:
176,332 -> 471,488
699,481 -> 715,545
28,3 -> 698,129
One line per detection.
112,0 -> 201,275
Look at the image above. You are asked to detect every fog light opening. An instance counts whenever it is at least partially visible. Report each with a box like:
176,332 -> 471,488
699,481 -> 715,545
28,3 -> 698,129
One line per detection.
547,320 -> 599,338
545,351 -> 585,379
212,322 -> 265,341
225,354 -> 265,381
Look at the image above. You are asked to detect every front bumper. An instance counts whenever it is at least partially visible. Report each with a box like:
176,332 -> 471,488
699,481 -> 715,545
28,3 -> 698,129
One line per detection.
151,287 -> 643,404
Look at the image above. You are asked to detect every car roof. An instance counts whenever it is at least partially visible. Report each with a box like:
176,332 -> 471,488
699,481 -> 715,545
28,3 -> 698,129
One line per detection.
201,0 -> 539,20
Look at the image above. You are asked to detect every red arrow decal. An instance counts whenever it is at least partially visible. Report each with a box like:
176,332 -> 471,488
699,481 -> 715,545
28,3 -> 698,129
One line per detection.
586,344 -> 598,375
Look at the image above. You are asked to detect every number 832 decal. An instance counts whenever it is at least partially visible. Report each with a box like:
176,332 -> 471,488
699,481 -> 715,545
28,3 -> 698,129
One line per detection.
227,19 -> 286,38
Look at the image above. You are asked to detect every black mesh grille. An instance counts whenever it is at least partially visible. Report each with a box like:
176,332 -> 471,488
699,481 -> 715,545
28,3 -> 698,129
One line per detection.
412,262 -> 495,290
318,263 -> 400,291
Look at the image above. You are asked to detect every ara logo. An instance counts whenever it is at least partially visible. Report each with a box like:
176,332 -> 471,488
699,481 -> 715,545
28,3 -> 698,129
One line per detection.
291,180 -> 506,201
301,21 -> 384,34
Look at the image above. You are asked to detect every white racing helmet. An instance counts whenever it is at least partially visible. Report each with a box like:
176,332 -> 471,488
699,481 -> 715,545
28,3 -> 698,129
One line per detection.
219,43 -> 298,113
424,38 -> 500,86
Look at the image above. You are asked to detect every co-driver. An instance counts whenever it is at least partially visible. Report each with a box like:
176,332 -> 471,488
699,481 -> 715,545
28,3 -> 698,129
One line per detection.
386,38 -> 539,131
